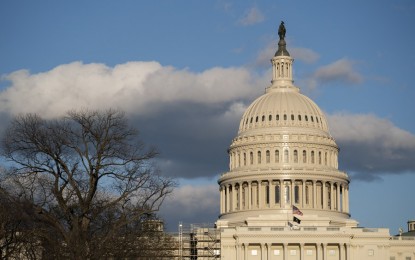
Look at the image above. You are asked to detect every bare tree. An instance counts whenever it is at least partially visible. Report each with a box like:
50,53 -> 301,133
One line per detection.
1,109 -> 175,259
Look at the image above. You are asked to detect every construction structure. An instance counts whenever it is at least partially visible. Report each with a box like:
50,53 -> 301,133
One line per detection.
175,223 -> 221,260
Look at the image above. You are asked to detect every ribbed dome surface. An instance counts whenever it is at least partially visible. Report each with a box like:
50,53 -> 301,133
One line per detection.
239,88 -> 329,134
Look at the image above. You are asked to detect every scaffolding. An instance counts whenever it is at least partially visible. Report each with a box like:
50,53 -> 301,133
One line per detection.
177,222 -> 220,260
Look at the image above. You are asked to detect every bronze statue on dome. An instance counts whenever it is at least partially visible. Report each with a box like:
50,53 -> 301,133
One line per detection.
278,21 -> 286,40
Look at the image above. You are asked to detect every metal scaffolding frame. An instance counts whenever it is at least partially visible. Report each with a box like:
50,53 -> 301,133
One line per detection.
177,222 -> 220,260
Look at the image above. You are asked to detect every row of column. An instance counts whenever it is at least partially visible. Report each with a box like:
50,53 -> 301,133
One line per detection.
236,243 -> 351,260
219,179 -> 349,214
229,148 -> 339,171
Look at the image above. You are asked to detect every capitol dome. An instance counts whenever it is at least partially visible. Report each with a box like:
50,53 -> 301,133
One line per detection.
218,23 -> 350,225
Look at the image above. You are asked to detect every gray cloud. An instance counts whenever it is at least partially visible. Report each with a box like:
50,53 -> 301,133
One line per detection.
328,113 -> 415,181
238,6 -> 265,26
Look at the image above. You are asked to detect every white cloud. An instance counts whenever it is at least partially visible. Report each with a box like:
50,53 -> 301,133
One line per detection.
159,184 -> 219,229
328,113 -> 415,179
238,7 -> 264,26
0,61 -> 262,118
291,47 -> 320,64
314,58 -> 362,84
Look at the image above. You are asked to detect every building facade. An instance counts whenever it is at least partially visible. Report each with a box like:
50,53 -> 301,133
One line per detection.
216,22 -> 415,260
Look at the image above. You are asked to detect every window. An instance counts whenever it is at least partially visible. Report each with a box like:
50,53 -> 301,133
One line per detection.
250,117 -> 253,123
265,184 -> 270,204
250,152 -> 253,165
257,151 -> 261,164
269,115 -> 272,121
325,152 -> 327,165
266,150 -> 270,163
276,114 -> 279,121
294,150 -> 298,163
262,115 -> 265,122
303,150 -> 307,163
311,151 -> 315,163
298,115 -> 302,121
316,117 -> 319,123
275,185 -> 280,203
242,186 -> 245,208
244,153 -> 246,166
294,185 -> 300,204
305,185 -> 309,204
275,150 -> 280,163
311,116 -> 314,122
284,114 -> 287,120
291,114 -> 294,120
305,115 -> 308,121
284,149 -> 289,163
255,116 -> 258,122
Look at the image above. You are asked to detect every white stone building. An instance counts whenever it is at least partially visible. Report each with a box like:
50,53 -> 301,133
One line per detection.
215,22 -> 415,260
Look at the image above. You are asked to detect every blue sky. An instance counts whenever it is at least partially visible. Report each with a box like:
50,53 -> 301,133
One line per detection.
1,0 -> 414,233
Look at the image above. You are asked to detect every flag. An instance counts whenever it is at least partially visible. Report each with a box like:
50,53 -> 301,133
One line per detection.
293,216 -> 301,224
293,205 -> 303,216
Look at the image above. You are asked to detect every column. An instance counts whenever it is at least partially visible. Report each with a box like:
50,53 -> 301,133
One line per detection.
322,182 -> 327,210
231,183 -> 237,211
280,180 -> 285,208
260,243 -> 265,260
226,185 -> 230,213
322,244 -> 327,260
341,184 -> 345,212
290,180 -> 294,207
313,181 -> 317,209
267,243 -> 271,260
345,186 -> 349,213
317,243 -> 321,260
258,181 -> 263,209
345,244 -> 350,260
300,243 -> 304,260
283,243 -> 288,260
219,186 -> 223,214
270,180 -> 275,208
330,182 -> 334,210
244,243 -> 248,260
339,243 -> 344,260
248,182 -> 252,210
238,183 -> 242,211
336,183 -> 341,211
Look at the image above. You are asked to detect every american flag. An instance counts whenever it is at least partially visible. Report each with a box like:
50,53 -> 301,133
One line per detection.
292,205 -> 303,216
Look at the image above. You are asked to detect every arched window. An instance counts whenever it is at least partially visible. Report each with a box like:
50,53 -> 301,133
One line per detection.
275,150 -> 280,163
250,117 -> 253,123
250,152 -> 253,165
311,116 -> 314,122
305,115 -> 308,121
325,152 -> 327,165
294,150 -> 298,163
242,185 -> 246,208
311,151 -> 315,164
316,117 -> 319,123
269,115 -> 272,121
262,115 -> 265,122
298,115 -> 302,121
266,150 -> 270,163
276,114 -> 279,121
284,114 -> 287,120
255,116 -> 259,122
305,185 -> 309,205
257,151 -> 261,164
294,185 -> 300,204
291,114 -> 294,120
275,184 -> 280,204
284,149 -> 289,163
238,153 -> 241,167
243,153 -> 246,166
303,150 -> 307,163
